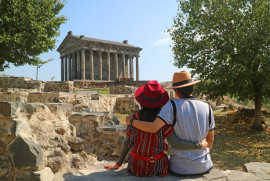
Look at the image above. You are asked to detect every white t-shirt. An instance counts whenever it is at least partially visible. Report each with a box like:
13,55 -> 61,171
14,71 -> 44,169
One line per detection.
158,97 -> 215,175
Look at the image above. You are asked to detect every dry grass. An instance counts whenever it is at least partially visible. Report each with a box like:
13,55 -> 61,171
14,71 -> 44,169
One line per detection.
212,109 -> 270,170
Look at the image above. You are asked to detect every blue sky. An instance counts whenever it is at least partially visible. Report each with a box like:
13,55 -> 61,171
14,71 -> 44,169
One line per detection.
2,0 -> 184,82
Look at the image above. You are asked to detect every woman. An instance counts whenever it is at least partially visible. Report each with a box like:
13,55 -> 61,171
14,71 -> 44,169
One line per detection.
104,81 -> 207,177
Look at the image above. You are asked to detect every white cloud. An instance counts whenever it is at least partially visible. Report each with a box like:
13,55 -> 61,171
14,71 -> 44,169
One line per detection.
154,37 -> 171,46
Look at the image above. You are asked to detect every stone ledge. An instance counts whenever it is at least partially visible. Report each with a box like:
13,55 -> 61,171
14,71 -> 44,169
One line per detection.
59,161 -> 269,181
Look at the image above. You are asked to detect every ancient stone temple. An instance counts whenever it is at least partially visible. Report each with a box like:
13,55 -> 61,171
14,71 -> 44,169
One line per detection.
57,31 -> 142,81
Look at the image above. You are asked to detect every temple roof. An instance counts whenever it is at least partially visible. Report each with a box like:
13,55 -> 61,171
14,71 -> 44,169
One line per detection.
57,32 -> 142,52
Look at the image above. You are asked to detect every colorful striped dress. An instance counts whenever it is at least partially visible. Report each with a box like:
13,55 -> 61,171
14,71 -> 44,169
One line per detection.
126,112 -> 173,177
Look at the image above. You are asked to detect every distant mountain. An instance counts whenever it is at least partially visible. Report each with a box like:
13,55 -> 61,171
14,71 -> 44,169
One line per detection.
0,74 -> 11,77
160,81 -> 172,88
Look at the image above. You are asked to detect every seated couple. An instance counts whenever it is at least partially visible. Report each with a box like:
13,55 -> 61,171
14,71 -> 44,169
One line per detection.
104,70 -> 215,177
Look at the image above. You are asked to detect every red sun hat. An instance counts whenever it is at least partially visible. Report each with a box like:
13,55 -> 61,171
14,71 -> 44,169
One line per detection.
135,81 -> 169,108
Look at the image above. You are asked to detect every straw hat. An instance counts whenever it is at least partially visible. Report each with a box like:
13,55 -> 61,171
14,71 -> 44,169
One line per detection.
166,70 -> 201,89
135,80 -> 169,108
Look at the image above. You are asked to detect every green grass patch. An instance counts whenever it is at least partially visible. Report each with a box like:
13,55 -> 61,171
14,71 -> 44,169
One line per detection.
75,88 -> 110,94
98,89 -> 110,94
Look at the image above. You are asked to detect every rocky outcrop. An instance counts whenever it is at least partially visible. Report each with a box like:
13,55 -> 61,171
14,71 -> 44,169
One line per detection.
0,102 -> 97,180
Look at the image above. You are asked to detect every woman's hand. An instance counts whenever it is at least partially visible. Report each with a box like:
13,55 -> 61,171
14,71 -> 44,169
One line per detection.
125,115 -> 132,125
201,139 -> 208,149
104,164 -> 120,170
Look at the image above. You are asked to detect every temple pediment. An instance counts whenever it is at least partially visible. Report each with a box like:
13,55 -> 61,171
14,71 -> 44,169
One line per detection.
57,36 -> 79,53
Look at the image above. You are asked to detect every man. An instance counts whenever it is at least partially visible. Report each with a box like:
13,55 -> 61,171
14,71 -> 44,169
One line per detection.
126,70 -> 215,175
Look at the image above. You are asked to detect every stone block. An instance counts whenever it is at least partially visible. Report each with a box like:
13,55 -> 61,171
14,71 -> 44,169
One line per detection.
27,92 -> 60,103
0,102 -> 19,117
43,81 -> 74,92
45,103 -> 73,113
244,162 -> 270,180
15,170 -> 38,181
34,167 -> 54,181
0,76 -> 43,90
20,103 -> 37,115
0,119 -> 30,137
8,137 -> 43,170
0,156 -> 12,180
0,118 -> 17,135
203,169 -> 227,180
225,170 -> 260,181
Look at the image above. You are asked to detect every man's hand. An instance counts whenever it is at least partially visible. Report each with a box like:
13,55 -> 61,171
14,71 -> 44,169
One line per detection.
126,115 -> 132,125
201,139 -> 208,150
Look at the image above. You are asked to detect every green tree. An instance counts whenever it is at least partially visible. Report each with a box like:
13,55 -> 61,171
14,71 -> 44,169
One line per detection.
169,0 -> 270,130
0,0 -> 67,70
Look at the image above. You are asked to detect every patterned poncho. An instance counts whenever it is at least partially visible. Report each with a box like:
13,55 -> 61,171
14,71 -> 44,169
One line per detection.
126,112 -> 173,177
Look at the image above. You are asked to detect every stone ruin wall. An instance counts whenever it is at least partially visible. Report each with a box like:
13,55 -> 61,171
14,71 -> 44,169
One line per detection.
0,77 -> 74,92
0,77 -> 141,180
0,102 -> 98,180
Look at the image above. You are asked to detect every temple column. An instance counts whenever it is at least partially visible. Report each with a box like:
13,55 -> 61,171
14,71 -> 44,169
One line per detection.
107,52 -> 111,81
81,49 -> 85,80
65,56 -> 68,81
98,51 -> 102,80
61,57 -> 64,81
136,55 -> 139,81
76,51 -> 80,79
115,53 -> 118,79
90,49 -> 94,80
122,53 -> 125,78
72,52 -> 76,80
125,56 -> 128,78
129,55 -> 134,79
68,54 -> 72,80
99,51 -> 102,80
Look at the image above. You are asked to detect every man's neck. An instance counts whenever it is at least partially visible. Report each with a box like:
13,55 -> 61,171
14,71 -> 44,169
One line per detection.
178,94 -> 193,98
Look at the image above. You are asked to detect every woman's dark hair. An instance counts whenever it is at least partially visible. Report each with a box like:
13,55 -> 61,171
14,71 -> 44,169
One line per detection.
176,85 -> 194,97
139,106 -> 161,122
